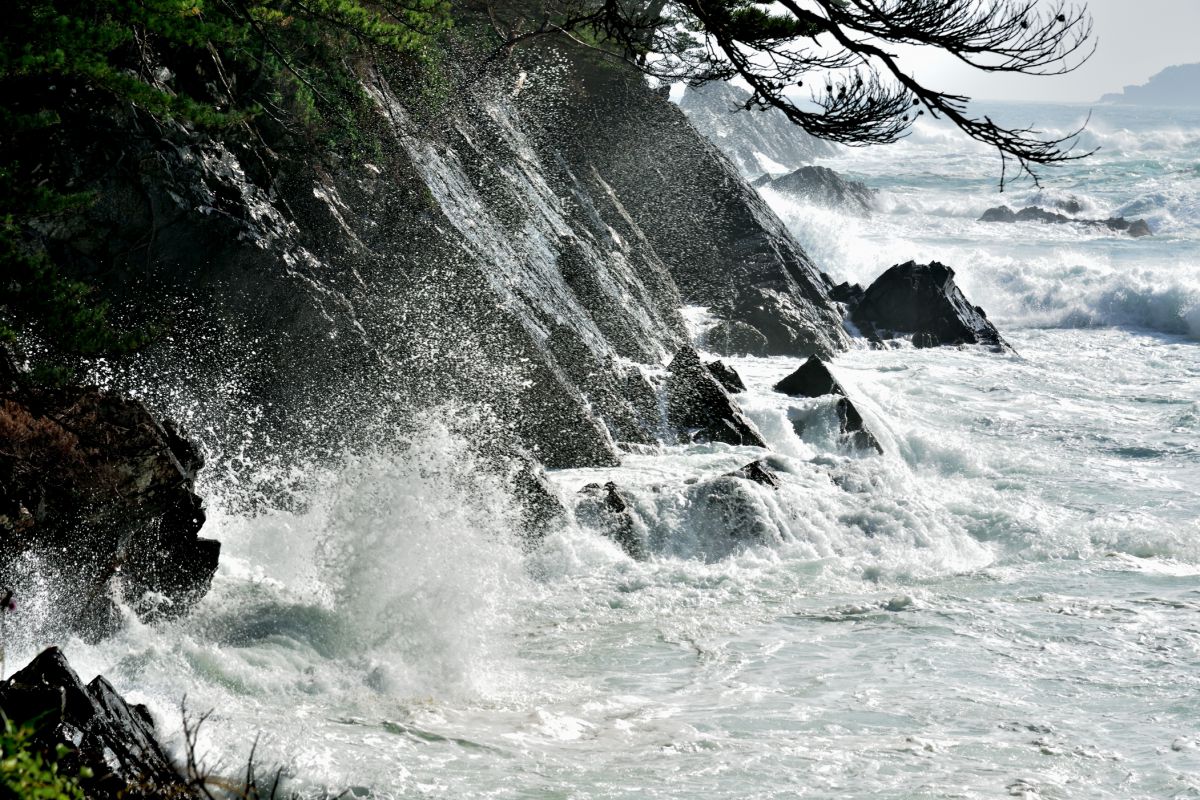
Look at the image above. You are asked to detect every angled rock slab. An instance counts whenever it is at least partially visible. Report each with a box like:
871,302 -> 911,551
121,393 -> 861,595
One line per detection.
666,347 -> 766,448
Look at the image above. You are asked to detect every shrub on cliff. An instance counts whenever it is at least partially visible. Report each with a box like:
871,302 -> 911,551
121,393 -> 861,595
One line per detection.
1,0 -> 451,381
0,718 -> 88,800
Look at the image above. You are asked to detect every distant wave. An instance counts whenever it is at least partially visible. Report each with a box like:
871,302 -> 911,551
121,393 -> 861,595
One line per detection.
985,263 -> 1200,340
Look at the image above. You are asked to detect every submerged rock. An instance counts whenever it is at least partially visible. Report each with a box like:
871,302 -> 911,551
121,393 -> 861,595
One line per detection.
758,166 -> 876,214
0,647 -> 194,799
773,356 -> 882,453
705,360 -> 746,393
850,261 -> 1011,352
666,347 -> 766,448
979,205 -> 1152,237
0,388 -> 219,636
575,481 -> 642,558
724,459 -> 782,489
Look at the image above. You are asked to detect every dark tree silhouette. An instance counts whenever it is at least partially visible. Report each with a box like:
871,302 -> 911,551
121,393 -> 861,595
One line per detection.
477,0 -> 1096,186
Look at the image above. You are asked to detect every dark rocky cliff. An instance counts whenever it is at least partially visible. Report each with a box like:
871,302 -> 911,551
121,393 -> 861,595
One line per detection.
16,40 -> 847,517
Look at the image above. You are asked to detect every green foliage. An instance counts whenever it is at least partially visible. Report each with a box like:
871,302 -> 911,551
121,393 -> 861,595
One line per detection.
0,0 -> 453,382
0,718 -> 88,800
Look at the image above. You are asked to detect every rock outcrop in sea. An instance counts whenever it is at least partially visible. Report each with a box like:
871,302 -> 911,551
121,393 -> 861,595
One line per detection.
666,347 -> 766,448
754,166 -> 876,214
980,205 -> 1152,237
839,261 -> 1012,352
774,357 -> 882,453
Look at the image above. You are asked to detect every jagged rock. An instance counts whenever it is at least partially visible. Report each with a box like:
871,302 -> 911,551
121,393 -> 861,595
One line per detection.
0,388 -> 219,637
576,482 -> 642,558
706,319 -> 771,356
851,261 -> 1012,352
829,281 -> 865,306
834,398 -> 883,454
773,355 -> 846,398
773,356 -> 882,453
979,205 -> 1152,237
0,647 -> 195,799
666,347 -> 766,448
724,459 -> 781,489
678,475 -> 784,561
759,166 -> 876,214
705,360 -> 746,393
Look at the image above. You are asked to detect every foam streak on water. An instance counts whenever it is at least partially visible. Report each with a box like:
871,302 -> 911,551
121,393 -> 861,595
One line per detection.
15,102 -> 1200,799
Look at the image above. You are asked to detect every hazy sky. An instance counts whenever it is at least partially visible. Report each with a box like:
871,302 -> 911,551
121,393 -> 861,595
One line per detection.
897,0 -> 1200,102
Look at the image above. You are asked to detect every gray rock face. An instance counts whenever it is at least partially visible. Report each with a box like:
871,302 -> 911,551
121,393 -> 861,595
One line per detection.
849,261 -> 1012,352
757,166 -> 876,214
18,39 -> 850,547
0,648 -> 193,799
541,52 -> 849,362
677,81 -> 837,176
0,388 -> 218,637
979,205 -> 1153,237
666,347 -> 766,448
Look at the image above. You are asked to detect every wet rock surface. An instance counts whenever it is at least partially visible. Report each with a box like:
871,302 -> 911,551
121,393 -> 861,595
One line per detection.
0,647 -> 195,799
666,347 -> 766,448
774,356 -> 882,454
724,459 -> 782,489
0,387 -> 218,636
575,481 -> 642,558
846,261 -> 1012,352
773,356 -> 846,398
705,360 -> 746,393
677,82 -> 837,176
979,205 -> 1152,237
757,166 -> 876,214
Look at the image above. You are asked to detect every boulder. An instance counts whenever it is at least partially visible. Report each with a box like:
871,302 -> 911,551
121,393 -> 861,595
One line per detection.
666,347 -> 766,448
773,356 -> 882,454
773,355 -> 846,398
851,261 -> 1011,352
0,387 -> 219,637
705,360 -> 746,393
706,319 -> 770,357
979,205 -> 1152,237
575,482 -> 642,558
761,166 -> 876,214
723,459 -> 781,489
1106,217 -> 1153,237
0,647 -> 194,799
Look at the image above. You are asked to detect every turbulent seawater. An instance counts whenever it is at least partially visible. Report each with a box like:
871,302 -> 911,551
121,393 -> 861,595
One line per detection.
15,103 -> 1200,799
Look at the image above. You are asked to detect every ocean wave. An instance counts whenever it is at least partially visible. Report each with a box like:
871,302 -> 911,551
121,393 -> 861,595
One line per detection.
983,263 -> 1200,340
